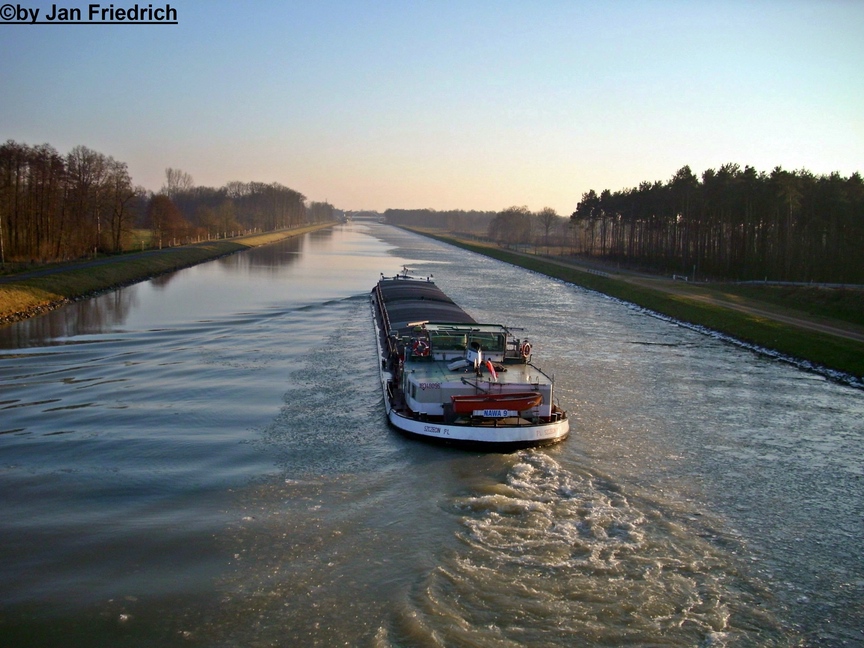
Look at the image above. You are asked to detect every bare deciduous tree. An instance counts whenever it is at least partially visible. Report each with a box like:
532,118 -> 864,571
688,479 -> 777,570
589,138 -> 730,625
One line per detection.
536,206 -> 558,253
163,168 -> 194,198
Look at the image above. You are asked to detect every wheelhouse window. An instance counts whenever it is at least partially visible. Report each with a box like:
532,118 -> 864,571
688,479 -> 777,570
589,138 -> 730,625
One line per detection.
467,333 -> 505,352
429,333 -> 466,350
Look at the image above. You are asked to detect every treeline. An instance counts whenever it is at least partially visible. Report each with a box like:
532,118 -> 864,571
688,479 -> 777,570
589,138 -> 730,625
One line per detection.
0,140 -> 141,262
385,206 -> 573,254
162,178 -> 333,246
384,208 -> 497,233
0,140 -> 334,264
385,205 -> 571,255
571,165 -> 864,282
487,206 -> 568,250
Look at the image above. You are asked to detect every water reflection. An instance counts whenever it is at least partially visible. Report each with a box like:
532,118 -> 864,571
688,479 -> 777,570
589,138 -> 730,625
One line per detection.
0,288 -> 140,347
212,234 -> 306,278
0,233 -> 314,348
149,272 -> 178,290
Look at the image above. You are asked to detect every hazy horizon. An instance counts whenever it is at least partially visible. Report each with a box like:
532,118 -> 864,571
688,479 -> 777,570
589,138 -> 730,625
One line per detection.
3,0 -> 862,215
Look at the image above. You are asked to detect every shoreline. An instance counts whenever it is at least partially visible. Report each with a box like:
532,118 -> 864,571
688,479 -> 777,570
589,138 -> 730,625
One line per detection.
0,223 -> 336,326
404,227 -> 864,386
2,221 -> 860,385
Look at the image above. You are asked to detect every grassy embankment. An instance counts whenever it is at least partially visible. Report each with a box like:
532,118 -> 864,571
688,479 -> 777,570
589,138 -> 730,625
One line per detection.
412,229 -> 864,381
0,223 -> 335,325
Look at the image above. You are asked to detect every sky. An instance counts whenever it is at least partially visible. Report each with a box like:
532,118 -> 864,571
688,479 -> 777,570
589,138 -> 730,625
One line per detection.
2,0 -> 862,215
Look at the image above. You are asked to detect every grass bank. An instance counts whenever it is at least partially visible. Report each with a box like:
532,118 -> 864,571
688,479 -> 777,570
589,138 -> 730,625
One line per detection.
0,223 -> 335,325
414,229 -> 864,382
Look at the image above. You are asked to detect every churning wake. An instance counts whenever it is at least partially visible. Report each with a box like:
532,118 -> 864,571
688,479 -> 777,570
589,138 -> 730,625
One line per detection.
380,451 -> 789,648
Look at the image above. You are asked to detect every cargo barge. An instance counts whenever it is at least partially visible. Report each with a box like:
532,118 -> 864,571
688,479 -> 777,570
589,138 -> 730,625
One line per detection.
371,268 -> 569,449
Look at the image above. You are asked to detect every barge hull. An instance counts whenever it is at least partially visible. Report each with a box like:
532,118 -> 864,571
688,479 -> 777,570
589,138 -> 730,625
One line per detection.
371,270 -> 569,449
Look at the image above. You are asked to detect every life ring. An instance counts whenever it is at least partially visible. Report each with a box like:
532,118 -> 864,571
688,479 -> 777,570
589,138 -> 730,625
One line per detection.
413,339 -> 430,356
520,342 -> 531,358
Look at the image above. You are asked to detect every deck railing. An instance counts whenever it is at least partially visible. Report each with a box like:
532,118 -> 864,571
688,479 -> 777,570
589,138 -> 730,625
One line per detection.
374,283 -> 394,352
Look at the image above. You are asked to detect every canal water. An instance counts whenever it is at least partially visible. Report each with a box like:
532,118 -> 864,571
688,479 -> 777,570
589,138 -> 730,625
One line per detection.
0,223 -> 861,647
